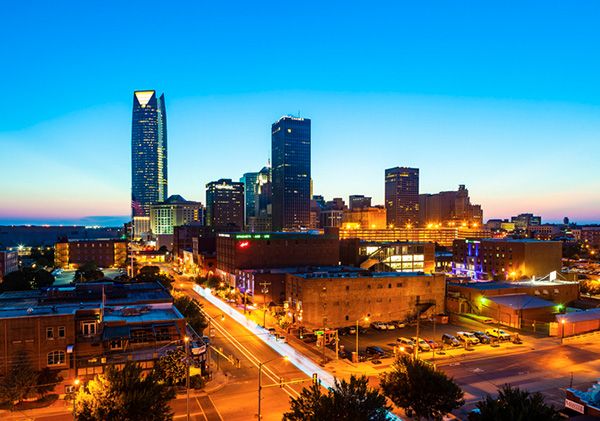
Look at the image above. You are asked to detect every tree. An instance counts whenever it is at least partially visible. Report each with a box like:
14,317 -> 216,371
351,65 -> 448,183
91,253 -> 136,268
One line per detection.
36,368 -> 62,398
74,261 -> 104,282
283,375 -> 390,421
380,355 -> 464,420
153,349 -> 187,386
173,296 -> 207,335
75,362 -> 175,421
1,268 -> 55,292
134,266 -> 173,290
0,350 -> 38,407
468,384 -> 561,421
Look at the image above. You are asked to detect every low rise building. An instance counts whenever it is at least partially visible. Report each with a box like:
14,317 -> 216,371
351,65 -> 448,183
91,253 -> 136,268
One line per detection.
0,282 -> 205,389
339,239 -> 435,273
286,270 -> 445,328
54,239 -> 127,269
452,238 -> 562,280
216,232 -> 340,291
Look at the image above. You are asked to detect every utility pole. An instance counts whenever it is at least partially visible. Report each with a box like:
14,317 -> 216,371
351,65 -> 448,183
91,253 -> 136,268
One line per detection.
259,281 -> 271,328
415,309 -> 421,360
184,336 -> 190,421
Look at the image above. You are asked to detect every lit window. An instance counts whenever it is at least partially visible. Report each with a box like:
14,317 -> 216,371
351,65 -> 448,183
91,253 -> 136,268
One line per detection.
47,351 -> 66,366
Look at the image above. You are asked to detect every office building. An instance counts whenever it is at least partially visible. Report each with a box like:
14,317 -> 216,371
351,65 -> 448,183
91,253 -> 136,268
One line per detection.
0,250 -> 18,281
511,213 -> 542,230
54,239 -> 128,269
419,185 -> 483,227
349,195 -> 372,210
286,271 -> 445,329
582,226 -> 600,248
340,239 -> 435,273
149,195 -> 203,235
240,172 -> 259,226
131,90 -> 168,218
205,179 -> 244,229
452,238 -> 562,280
271,116 -> 311,231
338,226 -> 490,247
342,206 -> 387,230
385,167 -> 419,228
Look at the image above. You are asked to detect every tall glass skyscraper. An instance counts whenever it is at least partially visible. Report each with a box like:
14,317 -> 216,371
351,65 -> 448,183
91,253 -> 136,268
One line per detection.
271,116 -> 311,231
385,167 -> 420,227
240,172 -> 259,226
131,90 -> 168,217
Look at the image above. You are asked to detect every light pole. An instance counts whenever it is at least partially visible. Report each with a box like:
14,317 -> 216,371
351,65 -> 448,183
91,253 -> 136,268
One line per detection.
561,319 -> 566,345
184,336 -> 190,421
355,316 -> 369,362
72,378 -> 80,420
258,355 -> 289,419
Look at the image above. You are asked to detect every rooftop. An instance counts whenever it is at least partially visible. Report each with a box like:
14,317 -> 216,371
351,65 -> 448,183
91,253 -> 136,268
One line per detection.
488,294 -> 556,310
448,279 -> 578,290
293,270 -> 431,279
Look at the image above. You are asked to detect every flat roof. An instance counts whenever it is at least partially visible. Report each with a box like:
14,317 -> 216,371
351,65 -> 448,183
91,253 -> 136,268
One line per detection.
218,231 -> 328,239
557,308 -> 600,324
103,306 -> 183,324
449,279 -> 577,290
488,294 -> 556,310
293,271 -> 430,279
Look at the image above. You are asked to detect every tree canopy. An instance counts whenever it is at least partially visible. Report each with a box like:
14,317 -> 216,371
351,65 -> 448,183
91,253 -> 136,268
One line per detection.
154,348 -> 187,386
74,261 -> 104,282
283,375 -> 390,421
1,268 -> 55,291
468,384 -> 561,421
74,362 -> 175,421
173,295 -> 207,335
380,355 -> 464,420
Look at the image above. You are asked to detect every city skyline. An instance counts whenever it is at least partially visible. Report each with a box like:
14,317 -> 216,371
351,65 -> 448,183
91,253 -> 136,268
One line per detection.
1,2 -> 600,224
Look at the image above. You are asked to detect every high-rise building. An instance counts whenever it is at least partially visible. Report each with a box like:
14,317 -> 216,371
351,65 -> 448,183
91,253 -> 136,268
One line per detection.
240,172 -> 259,227
419,185 -> 483,227
271,116 -> 311,231
149,195 -> 204,235
205,179 -> 244,229
131,90 -> 168,218
255,166 -> 272,217
349,195 -> 372,210
385,167 -> 419,228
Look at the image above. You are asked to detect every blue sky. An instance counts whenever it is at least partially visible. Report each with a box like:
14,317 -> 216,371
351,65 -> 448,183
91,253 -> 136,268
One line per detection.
1,1 -> 599,224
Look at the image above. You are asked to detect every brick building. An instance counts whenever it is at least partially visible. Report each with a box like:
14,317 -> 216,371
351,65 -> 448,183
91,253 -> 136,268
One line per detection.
286,270 -> 445,328
0,282 -> 203,391
452,238 -> 562,280
54,239 -> 127,269
216,232 -> 340,291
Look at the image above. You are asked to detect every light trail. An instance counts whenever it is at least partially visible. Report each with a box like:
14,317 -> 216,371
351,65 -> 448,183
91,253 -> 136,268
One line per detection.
193,285 -> 401,420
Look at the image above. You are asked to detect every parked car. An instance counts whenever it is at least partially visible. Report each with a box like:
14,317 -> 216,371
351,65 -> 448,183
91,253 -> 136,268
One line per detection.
410,337 -> 432,352
426,339 -> 439,349
302,334 -> 317,343
365,346 -> 386,357
485,328 -> 512,341
391,320 -> 406,329
370,321 -> 387,331
472,331 -> 491,344
385,323 -> 396,330
337,327 -> 350,336
456,331 -> 480,345
441,333 -> 460,347
348,326 -> 357,335
358,326 -> 368,334
396,337 -> 415,353
268,327 -> 276,335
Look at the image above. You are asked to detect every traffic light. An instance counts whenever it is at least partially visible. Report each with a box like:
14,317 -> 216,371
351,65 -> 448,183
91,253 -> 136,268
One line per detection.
312,373 -> 318,385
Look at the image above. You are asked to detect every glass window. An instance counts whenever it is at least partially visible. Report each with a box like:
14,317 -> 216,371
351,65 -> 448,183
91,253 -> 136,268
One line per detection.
58,326 -> 66,338
46,327 -> 54,340
47,351 -> 66,366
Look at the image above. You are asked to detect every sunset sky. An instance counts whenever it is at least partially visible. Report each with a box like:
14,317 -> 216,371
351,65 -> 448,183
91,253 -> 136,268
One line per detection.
1,1 -> 599,225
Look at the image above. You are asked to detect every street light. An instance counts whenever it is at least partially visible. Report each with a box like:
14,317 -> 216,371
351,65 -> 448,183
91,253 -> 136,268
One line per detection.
561,319 -> 566,345
184,336 -> 191,421
258,355 -> 289,419
72,378 -> 80,419
355,316 -> 369,362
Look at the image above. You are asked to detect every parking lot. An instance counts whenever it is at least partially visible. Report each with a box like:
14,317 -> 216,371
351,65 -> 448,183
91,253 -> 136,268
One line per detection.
334,316 -> 521,359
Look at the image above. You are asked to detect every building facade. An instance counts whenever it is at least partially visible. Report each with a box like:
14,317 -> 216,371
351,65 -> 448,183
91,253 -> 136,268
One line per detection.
349,195 -> 372,210
216,232 -> 340,290
338,226 -> 491,247
205,179 -> 244,229
131,90 -> 168,218
418,185 -> 483,227
452,238 -> 563,280
240,172 -> 259,227
342,206 -> 387,230
54,239 -> 128,269
385,167 -> 419,228
286,271 -> 445,328
339,239 -> 436,273
0,250 -> 18,281
271,116 -> 311,231
149,195 -> 203,235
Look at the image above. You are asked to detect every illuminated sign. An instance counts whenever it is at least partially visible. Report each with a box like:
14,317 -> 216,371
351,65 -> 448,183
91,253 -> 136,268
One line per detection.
234,234 -> 271,240
565,399 -> 584,414
238,241 -> 250,249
